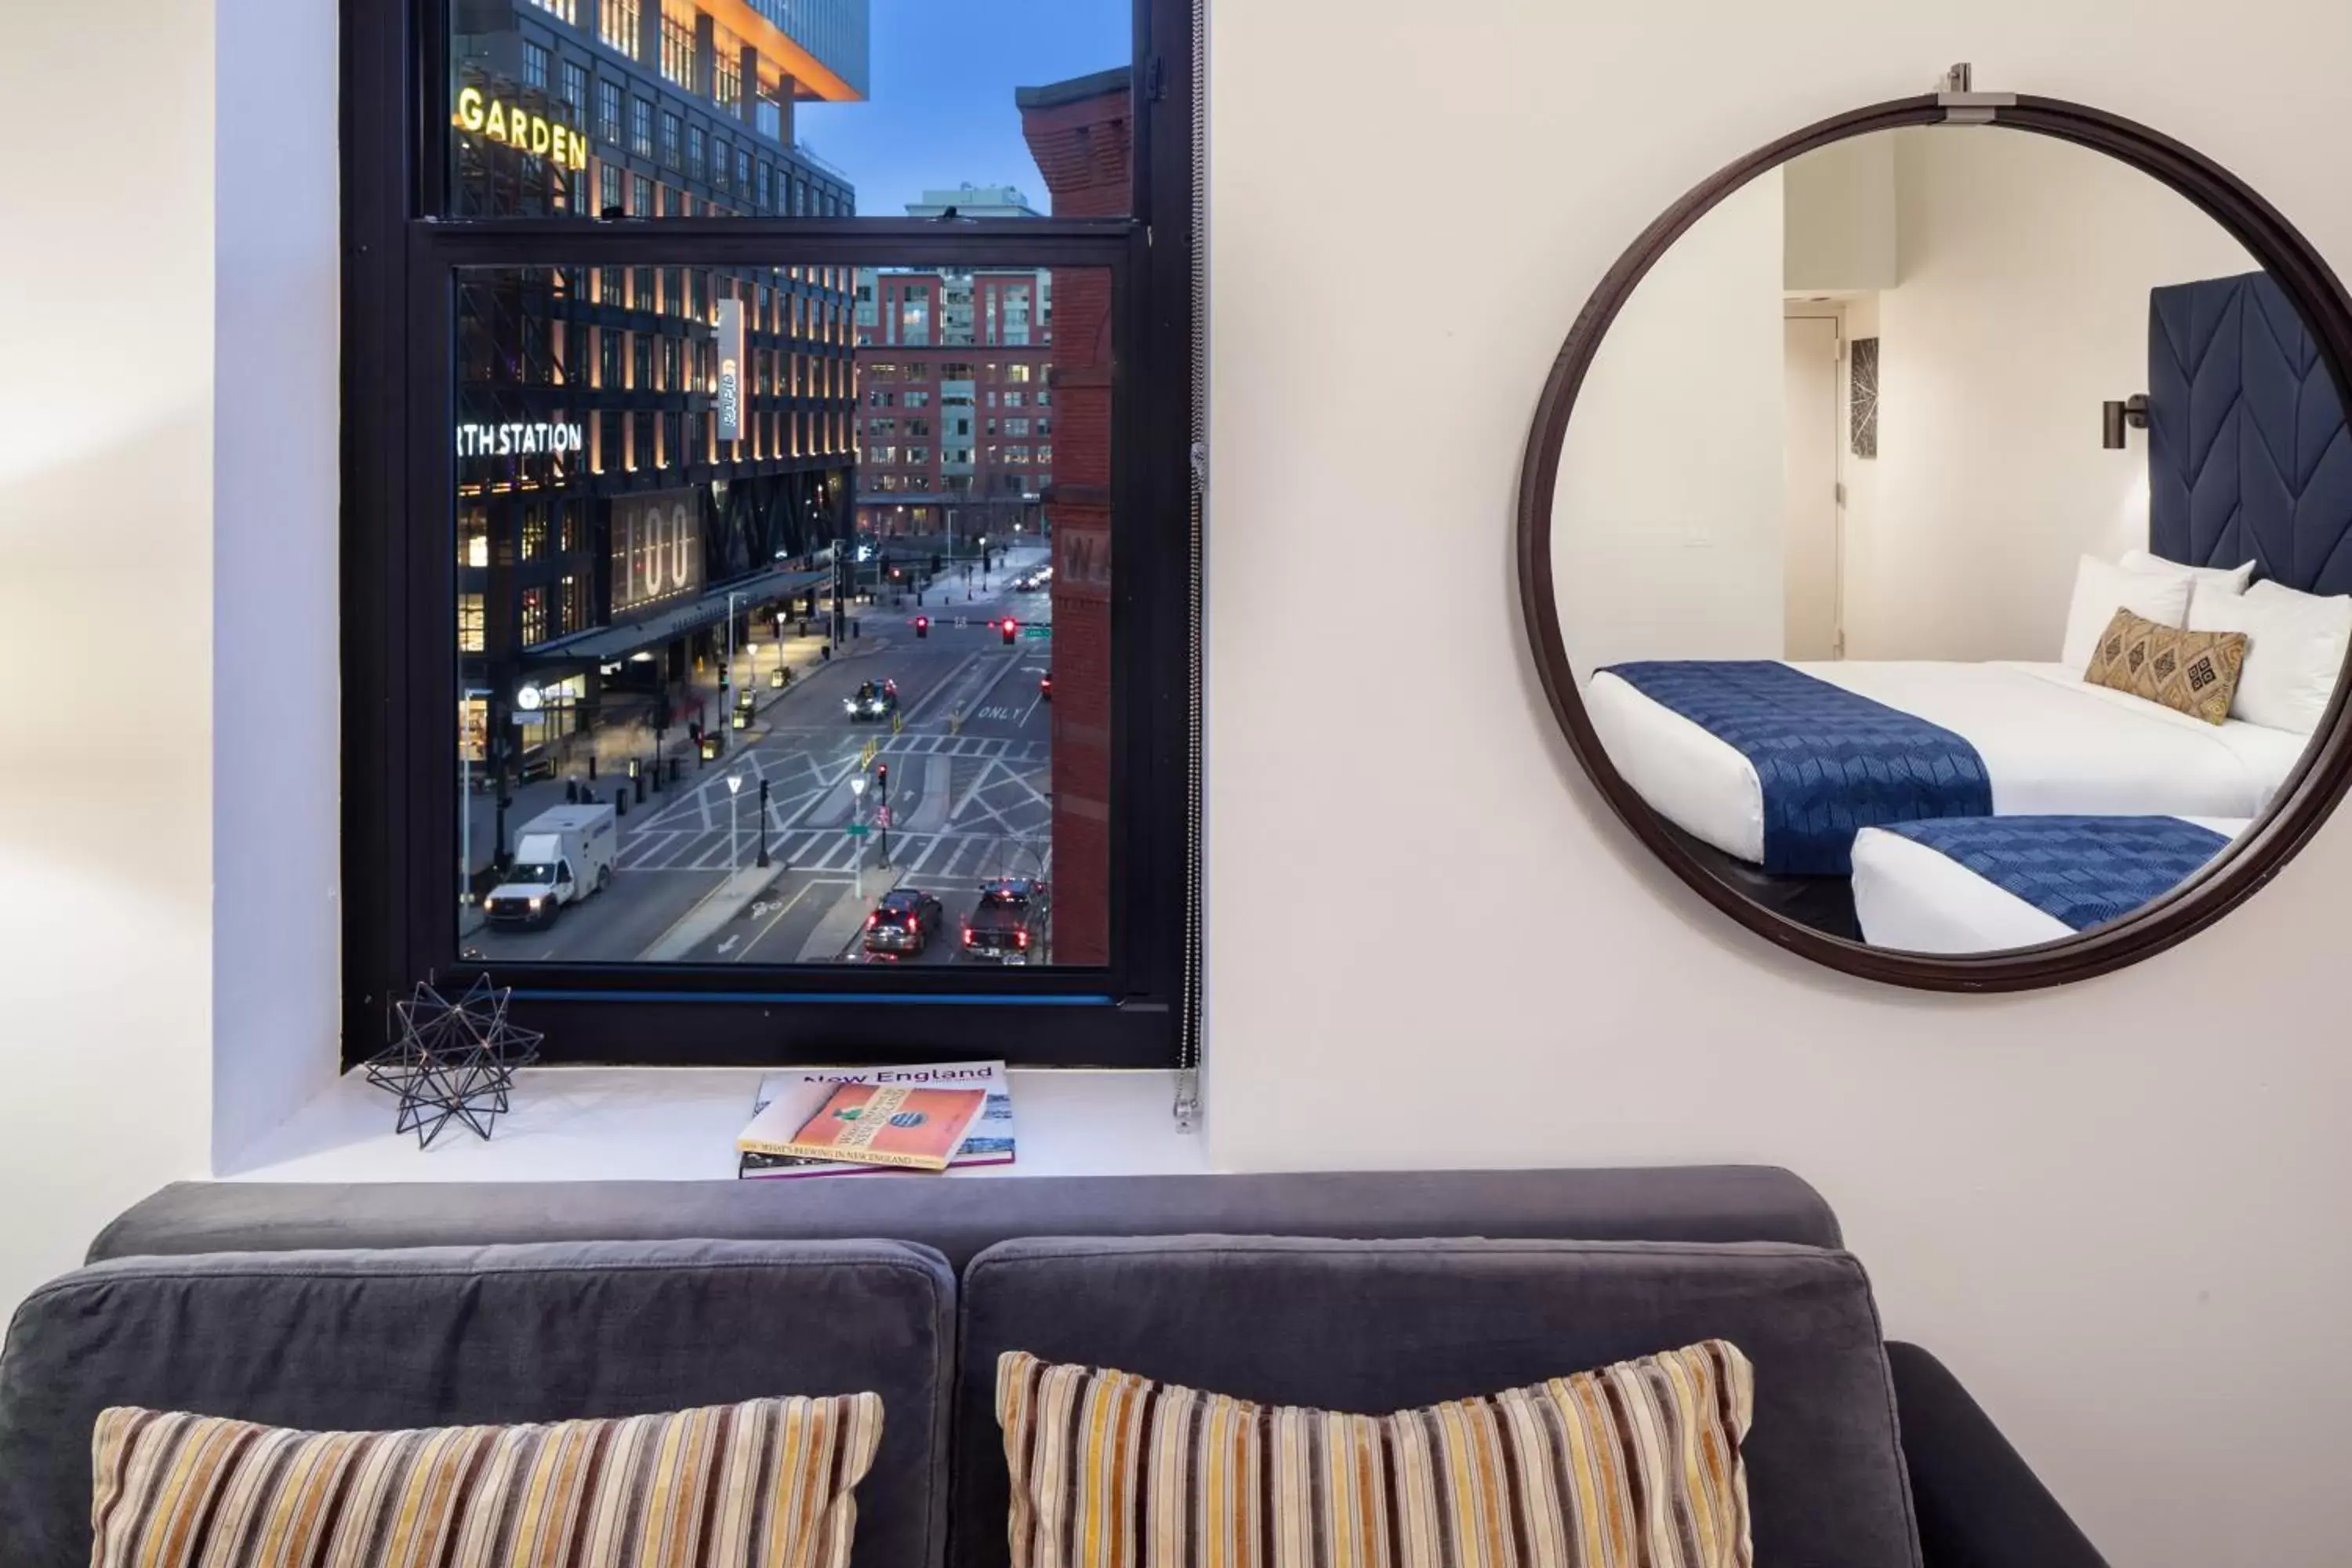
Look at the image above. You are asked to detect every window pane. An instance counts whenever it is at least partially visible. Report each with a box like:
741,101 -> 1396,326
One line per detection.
446,2 -> 1132,219
454,262 -> 1113,970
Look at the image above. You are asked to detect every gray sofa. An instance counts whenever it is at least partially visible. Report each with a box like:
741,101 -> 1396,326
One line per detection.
0,1167 -> 2104,1567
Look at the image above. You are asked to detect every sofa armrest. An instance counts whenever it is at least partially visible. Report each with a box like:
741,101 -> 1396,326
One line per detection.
1885,1341 -> 2109,1568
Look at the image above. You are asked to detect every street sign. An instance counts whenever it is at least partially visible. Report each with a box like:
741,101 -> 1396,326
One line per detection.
845,823 -> 871,838
1020,624 -> 1052,640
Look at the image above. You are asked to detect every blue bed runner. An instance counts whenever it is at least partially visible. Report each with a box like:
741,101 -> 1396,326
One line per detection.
1603,660 -> 1992,875
1883,815 -> 2231,932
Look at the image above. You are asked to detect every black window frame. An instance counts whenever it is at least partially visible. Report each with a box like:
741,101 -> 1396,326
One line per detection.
342,0 -> 1199,1069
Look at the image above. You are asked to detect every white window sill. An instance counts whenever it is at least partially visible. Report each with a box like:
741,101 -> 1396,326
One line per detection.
221,1068 -> 1206,1183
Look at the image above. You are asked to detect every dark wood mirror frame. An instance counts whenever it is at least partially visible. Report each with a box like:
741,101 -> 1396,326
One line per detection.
1516,92 -> 2352,991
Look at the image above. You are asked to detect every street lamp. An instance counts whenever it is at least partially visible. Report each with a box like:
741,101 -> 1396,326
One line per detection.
726,772 -> 746,873
848,774 -> 869,900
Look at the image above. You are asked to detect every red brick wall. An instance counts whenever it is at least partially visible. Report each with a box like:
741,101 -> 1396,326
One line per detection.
1022,80 -> 1132,964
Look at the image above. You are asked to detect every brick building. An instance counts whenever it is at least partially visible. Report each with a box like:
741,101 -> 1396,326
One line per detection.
1018,67 -> 1133,966
851,267 -> 1057,550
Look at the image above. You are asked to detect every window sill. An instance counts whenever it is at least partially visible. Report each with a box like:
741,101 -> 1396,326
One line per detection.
220,1068 -> 1204,1182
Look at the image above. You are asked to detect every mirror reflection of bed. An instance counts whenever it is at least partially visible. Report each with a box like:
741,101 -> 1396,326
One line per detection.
1554,125 -> 2352,955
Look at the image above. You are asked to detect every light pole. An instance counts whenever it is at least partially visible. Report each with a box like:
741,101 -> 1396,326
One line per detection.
848,774 -> 868,901
726,772 -> 746,873
725,590 -> 745,706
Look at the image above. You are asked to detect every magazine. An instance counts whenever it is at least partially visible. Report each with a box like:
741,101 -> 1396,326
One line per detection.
737,1061 -> 1015,1178
742,1081 -> 986,1171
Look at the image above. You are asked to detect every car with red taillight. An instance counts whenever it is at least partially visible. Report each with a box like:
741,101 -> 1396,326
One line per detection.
960,878 -> 1050,964
862,887 -> 945,958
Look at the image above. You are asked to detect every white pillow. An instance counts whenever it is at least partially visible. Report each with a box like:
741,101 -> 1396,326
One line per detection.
2121,549 -> 2256,601
2061,554 -> 2194,673
2191,579 -> 2352,732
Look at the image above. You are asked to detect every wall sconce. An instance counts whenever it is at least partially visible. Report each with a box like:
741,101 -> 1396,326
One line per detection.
2103,394 -> 2150,449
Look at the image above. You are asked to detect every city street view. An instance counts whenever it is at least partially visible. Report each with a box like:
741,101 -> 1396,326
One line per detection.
447,0 -> 1130,971
466,553 -> 1060,965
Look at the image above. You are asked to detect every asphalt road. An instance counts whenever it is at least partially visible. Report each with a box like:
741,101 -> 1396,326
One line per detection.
468,555 -> 1059,969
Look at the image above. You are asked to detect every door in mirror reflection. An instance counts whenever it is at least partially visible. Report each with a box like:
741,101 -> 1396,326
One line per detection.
1552,125 -> 2351,956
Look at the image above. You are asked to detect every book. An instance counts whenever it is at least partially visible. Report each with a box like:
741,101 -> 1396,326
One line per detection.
737,1062 -> 1016,1179
741,1081 -> 985,1171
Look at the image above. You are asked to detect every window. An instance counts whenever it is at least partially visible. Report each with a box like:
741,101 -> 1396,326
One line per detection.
558,61 -> 587,114
364,0 -> 1195,1065
661,12 -> 695,89
597,0 -> 638,58
528,0 -> 576,22
713,42 -> 742,111
596,81 -> 622,145
523,42 -> 549,92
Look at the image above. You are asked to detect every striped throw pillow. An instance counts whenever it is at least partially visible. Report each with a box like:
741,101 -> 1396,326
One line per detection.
997,1343 -> 1752,1568
90,1393 -> 883,1568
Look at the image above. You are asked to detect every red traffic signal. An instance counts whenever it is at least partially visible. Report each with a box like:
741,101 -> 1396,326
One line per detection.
877,762 -> 888,786
914,615 -> 929,638
1000,618 -> 1018,645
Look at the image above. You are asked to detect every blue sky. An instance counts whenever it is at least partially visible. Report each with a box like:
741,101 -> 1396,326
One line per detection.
793,0 -> 1128,216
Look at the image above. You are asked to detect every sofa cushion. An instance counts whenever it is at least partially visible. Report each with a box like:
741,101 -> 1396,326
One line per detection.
956,1237 -> 1917,1568
88,1167 -> 1842,1269
996,1342 -> 1757,1568
89,1392 -> 883,1568
0,1240 -> 952,1568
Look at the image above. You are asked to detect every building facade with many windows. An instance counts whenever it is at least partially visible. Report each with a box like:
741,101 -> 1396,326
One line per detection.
853,268 -> 1056,549
448,0 -> 866,782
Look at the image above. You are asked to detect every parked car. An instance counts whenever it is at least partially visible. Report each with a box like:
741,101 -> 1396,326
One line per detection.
962,878 -> 1050,964
863,887 -> 946,959
844,678 -> 898,723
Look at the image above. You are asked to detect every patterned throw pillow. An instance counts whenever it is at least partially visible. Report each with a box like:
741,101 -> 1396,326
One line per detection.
2082,607 -> 2249,724
997,1342 -> 1753,1568
90,1394 -> 882,1568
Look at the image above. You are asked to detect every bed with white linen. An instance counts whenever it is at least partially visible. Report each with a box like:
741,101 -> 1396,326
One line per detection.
1584,659 -> 2306,867
1850,815 -> 2250,953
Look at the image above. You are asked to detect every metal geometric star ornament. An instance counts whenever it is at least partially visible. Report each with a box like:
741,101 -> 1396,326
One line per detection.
362,974 -> 543,1148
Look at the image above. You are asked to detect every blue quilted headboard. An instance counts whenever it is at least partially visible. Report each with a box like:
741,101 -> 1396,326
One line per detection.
2148,270 -> 2352,593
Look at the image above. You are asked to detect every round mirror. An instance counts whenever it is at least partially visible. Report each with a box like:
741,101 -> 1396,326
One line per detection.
1519,94 -> 2352,988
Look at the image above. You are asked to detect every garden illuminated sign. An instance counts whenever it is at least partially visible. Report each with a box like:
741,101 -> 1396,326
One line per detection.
452,86 -> 590,172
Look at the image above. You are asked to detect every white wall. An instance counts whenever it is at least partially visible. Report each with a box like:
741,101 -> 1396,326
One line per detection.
1555,172 -> 1786,676
1785,133 -> 1898,292
212,0 -> 343,1163
1842,126 -> 2256,659
1205,6 -> 2352,1564
0,0 -> 216,1319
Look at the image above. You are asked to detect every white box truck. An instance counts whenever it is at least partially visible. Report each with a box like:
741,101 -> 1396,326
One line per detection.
483,804 -> 618,928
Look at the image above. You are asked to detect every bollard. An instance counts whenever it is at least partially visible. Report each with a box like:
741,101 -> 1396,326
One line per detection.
615,786 -> 628,818
634,774 -> 645,804
822,644 -> 832,661
853,620 -> 862,638
588,757 -> 598,782
669,757 -> 683,784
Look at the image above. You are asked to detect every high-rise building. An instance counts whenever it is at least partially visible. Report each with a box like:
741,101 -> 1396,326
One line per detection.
852,266 -> 1057,550
447,0 -> 867,779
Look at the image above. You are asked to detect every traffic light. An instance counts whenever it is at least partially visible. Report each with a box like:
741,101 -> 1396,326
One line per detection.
915,615 -> 929,638
1000,618 -> 1018,646
876,762 -> 889,795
